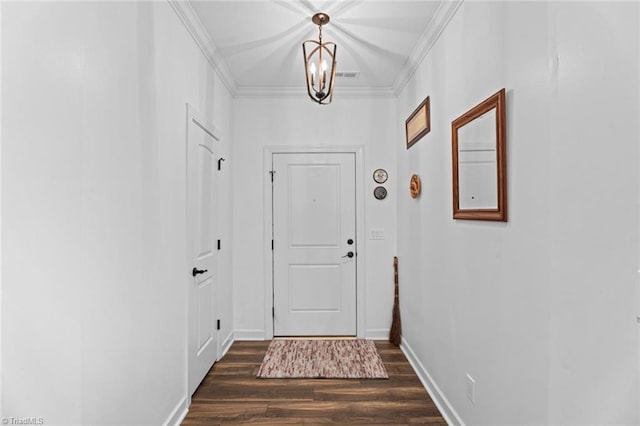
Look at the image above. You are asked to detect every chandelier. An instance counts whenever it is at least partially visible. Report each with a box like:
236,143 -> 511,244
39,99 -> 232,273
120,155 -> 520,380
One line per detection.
302,13 -> 337,104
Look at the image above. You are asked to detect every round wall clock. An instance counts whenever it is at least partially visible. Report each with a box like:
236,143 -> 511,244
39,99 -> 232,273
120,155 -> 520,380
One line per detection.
374,186 -> 388,200
409,174 -> 421,199
373,169 -> 388,184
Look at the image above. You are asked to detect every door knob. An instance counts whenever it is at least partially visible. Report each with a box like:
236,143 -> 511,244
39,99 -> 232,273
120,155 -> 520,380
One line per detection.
342,251 -> 354,258
192,267 -> 208,277
347,239 -> 354,245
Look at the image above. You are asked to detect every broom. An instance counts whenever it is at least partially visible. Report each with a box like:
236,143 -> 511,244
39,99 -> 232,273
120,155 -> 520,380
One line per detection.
389,256 -> 402,346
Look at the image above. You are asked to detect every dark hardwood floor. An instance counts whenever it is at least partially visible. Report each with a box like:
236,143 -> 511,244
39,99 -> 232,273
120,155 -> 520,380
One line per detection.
182,340 -> 447,425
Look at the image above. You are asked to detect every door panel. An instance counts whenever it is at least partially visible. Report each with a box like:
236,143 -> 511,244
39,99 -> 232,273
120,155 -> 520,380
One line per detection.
273,152 -> 356,336
187,110 -> 219,395
197,276 -> 214,353
289,164 -> 340,247
289,264 -> 341,311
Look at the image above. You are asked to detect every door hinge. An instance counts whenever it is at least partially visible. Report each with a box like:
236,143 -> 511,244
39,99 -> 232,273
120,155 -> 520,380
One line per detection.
217,239 -> 221,250
272,307 -> 275,318
216,319 -> 220,330
218,158 -> 226,171
269,170 -> 276,182
271,240 -> 274,250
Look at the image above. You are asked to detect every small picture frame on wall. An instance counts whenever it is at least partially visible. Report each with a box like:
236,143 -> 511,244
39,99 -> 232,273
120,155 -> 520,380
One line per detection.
405,96 -> 430,149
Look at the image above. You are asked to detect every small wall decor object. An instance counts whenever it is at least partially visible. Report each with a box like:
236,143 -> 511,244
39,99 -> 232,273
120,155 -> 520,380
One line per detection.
405,96 -> 430,149
373,186 -> 388,200
373,168 -> 388,184
409,174 -> 421,199
452,88 -> 507,221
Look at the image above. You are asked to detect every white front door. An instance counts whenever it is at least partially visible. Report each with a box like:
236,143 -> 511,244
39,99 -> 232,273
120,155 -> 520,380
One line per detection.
272,152 -> 357,336
187,108 -> 220,395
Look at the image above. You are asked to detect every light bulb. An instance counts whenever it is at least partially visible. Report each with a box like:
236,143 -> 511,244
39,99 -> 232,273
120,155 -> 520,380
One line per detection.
321,60 -> 327,86
309,62 -> 317,87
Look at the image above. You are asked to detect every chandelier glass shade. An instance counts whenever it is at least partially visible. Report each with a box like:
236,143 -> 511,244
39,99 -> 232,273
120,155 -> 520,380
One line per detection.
302,13 -> 337,104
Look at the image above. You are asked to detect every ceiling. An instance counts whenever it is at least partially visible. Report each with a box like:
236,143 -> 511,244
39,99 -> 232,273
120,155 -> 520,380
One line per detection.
182,0 -> 457,98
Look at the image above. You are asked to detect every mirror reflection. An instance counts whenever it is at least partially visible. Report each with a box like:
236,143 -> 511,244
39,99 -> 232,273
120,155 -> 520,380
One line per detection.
457,109 -> 497,209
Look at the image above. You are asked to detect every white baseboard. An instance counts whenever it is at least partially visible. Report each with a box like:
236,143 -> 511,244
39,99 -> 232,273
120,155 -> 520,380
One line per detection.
233,329 -> 266,340
365,328 -> 390,340
220,331 -> 234,358
162,395 -> 188,426
233,329 -> 390,341
400,337 -> 463,426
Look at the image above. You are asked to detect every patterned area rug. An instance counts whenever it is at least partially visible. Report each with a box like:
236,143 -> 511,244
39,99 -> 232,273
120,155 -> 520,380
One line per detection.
257,339 -> 389,379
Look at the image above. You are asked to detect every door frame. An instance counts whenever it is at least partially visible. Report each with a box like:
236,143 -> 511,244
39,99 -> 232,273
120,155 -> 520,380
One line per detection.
263,146 -> 365,340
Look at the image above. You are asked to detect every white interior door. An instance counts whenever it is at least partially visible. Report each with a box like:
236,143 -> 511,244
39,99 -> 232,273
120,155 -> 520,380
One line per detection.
187,108 -> 220,395
272,152 -> 357,336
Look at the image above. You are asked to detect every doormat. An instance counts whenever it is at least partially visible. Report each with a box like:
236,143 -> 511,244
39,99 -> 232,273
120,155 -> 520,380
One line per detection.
256,339 -> 388,379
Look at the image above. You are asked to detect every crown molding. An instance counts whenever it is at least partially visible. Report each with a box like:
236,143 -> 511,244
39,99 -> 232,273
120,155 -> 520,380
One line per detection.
392,0 -> 464,96
336,86 -> 396,99
167,0 -> 238,96
234,86 -> 396,100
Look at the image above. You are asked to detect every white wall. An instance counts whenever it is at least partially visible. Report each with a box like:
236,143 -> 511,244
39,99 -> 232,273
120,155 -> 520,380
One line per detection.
396,1 -> 639,425
0,2 -> 4,418
232,97 -> 397,339
547,2 -> 639,424
1,2 -> 233,424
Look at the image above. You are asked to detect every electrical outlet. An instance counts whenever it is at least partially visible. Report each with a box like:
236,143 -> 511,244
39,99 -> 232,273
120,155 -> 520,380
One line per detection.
466,374 -> 475,403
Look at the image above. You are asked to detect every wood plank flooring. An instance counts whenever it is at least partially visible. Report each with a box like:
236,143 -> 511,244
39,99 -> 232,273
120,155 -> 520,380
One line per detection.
182,340 -> 447,425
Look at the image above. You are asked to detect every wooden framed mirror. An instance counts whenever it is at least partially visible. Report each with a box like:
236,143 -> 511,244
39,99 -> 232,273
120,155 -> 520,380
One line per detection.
452,88 -> 507,221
